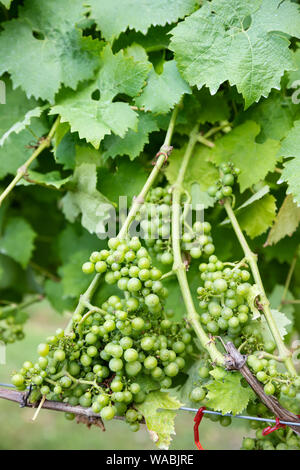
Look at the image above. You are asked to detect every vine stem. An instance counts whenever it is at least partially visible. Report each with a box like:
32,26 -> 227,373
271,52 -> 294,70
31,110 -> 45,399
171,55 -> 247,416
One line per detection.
0,117 -> 60,207
280,251 -> 298,310
67,104 -> 180,329
0,294 -> 43,317
223,200 -> 297,376
118,104 -> 179,239
171,127 -> 224,366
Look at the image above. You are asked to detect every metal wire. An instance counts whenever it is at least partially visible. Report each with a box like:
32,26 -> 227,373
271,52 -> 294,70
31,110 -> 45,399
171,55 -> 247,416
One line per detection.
179,406 -> 300,427
0,382 -> 299,427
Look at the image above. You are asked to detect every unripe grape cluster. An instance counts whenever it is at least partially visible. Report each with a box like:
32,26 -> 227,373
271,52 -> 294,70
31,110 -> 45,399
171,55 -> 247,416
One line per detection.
0,314 -> 25,344
139,185 -> 173,265
195,226 -> 252,339
207,162 -> 240,201
139,186 -> 216,266
12,237 -> 195,430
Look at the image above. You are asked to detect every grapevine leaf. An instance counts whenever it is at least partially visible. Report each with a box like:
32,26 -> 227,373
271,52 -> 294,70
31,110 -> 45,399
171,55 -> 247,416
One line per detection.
221,186 -> 270,225
58,250 -> 92,298
177,89 -> 230,135
135,60 -> 191,114
264,232 -> 300,264
99,158 -> 148,206
237,194 -> 277,239
260,309 -> 292,342
61,147 -> 112,234
0,106 -> 46,147
136,391 -> 182,449
0,0 -> 12,8
20,170 -> 71,189
265,194 -> 300,246
242,93 -> 297,143
134,374 -> 160,394
113,25 -> 172,53
279,120 -> 300,205
206,372 -> 253,415
89,0 -> 197,40
53,123 -> 77,170
102,112 -> 159,161
165,143 -> 219,208
0,0 -> 101,101
207,121 -> 280,192
0,217 -> 36,268
0,80 -> 48,177
56,225 -> 103,263
170,0 -> 300,107
269,284 -> 294,329
287,46 -> 300,88
44,279 -> 76,314
51,45 -> 150,148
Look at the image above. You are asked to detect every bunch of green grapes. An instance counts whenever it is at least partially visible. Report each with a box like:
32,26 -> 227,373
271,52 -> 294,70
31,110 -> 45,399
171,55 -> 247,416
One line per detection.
200,162 -> 300,412
138,186 -> 215,266
11,237 -> 195,430
207,162 -> 240,201
0,312 -> 25,344
138,185 -> 173,265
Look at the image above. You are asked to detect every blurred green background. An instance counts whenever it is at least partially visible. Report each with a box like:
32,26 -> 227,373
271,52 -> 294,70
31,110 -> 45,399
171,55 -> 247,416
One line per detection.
0,302 -> 250,450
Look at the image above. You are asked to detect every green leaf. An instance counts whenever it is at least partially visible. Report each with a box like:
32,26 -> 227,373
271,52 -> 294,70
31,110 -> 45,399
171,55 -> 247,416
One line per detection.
206,121 -> 280,192
99,158 -> 148,206
136,391 -> 182,449
0,217 -> 36,268
20,170 -> 71,189
237,194 -> 277,239
0,79 -> 48,178
57,224 -> 102,263
0,105 -> 46,147
287,46 -> 300,88
103,112 -> 158,161
260,309 -> 292,342
265,194 -> 300,246
165,143 -> 219,208
264,232 -> 300,264
0,0 -> 101,101
177,89 -> 230,135
89,0 -> 197,40
269,284 -> 294,330
170,0 -> 300,107
206,372 -> 253,415
51,45 -> 150,148
58,250 -> 92,298
53,123 -> 77,171
44,279 -> 76,314
241,93 -> 297,143
61,147 -> 112,234
279,120 -> 300,205
221,186 -> 271,226
135,60 -> 191,114
0,0 -> 12,8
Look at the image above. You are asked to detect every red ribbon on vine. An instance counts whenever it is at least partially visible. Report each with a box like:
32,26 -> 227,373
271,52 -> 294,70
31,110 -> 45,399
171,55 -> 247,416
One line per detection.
194,407 -> 206,450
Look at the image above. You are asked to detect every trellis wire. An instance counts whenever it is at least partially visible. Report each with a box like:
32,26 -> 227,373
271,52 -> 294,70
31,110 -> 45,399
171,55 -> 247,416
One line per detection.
0,382 -> 299,427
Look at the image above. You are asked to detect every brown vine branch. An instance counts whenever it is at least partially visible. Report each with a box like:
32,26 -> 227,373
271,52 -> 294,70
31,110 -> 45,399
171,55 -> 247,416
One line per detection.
223,342 -> 300,435
0,388 -> 145,428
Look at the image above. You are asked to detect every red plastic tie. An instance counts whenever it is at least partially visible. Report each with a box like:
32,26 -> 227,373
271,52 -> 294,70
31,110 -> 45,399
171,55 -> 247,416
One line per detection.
262,415 -> 300,436
262,417 -> 285,436
194,407 -> 206,450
